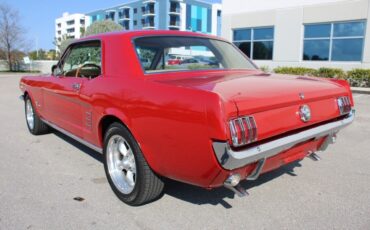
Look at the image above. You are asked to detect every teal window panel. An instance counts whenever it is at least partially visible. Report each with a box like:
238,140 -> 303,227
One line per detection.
201,7 -> 207,33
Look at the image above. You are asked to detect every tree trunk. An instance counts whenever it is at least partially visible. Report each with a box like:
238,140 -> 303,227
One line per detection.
7,51 -> 12,71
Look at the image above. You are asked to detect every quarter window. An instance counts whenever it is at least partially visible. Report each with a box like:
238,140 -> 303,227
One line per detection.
233,27 -> 274,60
303,21 -> 366,61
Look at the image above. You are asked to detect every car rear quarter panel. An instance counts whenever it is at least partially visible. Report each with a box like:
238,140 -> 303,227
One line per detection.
84,35 -> 226,187
115,79 -> 225,187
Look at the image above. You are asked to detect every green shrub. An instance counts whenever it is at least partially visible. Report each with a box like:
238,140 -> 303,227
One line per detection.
273,67 -> 317,76
259,65 -> 270,73
272,66 -> 370,88
346,69 -> 370,87
316,67 -> 345,78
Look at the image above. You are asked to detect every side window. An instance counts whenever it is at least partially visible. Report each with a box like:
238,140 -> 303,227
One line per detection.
136,46 -> 157,70
61,41 -> 102,79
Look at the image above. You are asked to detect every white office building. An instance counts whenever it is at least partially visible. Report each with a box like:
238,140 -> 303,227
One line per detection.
222,0 -> 370,70
55,12 -> 87,50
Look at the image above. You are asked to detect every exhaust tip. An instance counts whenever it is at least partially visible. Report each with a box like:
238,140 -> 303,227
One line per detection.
308,151 -> 321,161
224,174 -> 249,197
224,174 -> 241,187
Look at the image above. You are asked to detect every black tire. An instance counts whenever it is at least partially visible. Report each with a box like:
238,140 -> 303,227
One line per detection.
103,122 -> 164,206
24,95 -> 49,135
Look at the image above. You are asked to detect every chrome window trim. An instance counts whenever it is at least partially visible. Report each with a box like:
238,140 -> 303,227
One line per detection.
55,39 -> 104,78
131,35 -> 259,76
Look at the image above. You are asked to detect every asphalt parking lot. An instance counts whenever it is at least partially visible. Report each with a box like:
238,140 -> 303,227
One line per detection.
0,73 -> 369,230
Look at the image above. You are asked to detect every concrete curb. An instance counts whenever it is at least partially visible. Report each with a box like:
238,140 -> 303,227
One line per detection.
351,87 -> 370,95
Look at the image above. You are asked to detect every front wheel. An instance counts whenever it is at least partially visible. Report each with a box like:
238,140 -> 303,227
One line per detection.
103,122 -> 164,206
24,95 -> 49,135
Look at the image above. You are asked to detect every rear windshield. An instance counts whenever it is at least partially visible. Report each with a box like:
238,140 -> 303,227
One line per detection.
134,36 -> 256,74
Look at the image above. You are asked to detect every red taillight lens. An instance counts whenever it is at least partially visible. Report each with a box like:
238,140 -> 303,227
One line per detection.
229,116 -> 258,147
337,96 -> 352,115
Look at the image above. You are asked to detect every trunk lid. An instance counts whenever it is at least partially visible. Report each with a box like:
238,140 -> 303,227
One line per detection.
152,70 -> 349,141
152,70 -> 347,113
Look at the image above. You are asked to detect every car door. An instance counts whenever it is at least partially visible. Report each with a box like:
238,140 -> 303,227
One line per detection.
43,42 -> 100,138
73,41 -> 103,144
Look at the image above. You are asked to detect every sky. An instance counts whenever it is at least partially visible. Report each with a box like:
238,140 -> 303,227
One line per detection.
2,0 -> 221,51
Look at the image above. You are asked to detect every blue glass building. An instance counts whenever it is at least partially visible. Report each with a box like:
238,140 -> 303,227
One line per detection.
85,0 -> 222,35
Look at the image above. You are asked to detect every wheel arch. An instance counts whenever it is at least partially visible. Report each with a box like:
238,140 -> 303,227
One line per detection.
97,111 -> 162,175
98,110 -> 133,148
22,90 -> 39,114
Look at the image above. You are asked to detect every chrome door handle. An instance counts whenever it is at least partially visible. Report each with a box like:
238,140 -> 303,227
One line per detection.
72,83 -> 81,91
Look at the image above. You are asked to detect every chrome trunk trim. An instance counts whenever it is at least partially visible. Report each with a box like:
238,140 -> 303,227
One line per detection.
41,119 -> 103,154
213,110 -> 355,170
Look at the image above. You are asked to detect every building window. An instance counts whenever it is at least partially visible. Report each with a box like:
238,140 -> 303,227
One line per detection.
57,23 -> 61,28
217,10 -> 222,36
144,3 -> 155,14
80,19 -> 85,25
121,8 -> 130,18
144,16 -> 155,28
170,1 -> 180,13
303,20 -> 365,61
120,21 -> 129,30
134,8 -> 137,14
67,20 -> 75,26
92,15 -> 98,22
106,11 -> 115,21
134,20 -> 137,26
67,28 -> 75,33
141,6 -> 145,13
169,15 -> 180,27
186,4 -> 211,33
233,27 -> 274,60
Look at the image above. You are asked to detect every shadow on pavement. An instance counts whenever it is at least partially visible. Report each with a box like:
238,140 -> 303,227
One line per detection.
52,130 -> 103,163
163,161 -> 302,209
51,129 -> 303,209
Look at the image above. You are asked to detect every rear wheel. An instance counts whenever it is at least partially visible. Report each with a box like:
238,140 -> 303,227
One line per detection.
24,95 -> 49,135
103,122 -> 164,206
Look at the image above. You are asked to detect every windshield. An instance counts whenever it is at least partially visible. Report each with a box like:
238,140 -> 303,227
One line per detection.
134,36 -> 256,74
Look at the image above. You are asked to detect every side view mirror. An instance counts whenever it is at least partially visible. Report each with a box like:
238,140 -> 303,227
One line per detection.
52,64 -> 61,76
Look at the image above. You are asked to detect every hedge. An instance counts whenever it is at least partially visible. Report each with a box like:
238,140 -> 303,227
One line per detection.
346,69 -> 370,87
316,67 -> 345,79
272,67 -> 370,88
274,67 -> 317,76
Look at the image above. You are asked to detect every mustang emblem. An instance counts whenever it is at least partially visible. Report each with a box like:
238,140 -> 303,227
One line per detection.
299,105 -> 311,122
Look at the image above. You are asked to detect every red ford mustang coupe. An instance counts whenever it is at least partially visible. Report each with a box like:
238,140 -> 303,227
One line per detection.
19,31 -> 354,206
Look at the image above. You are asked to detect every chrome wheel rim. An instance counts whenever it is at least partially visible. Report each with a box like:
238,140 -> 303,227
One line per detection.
26,99 -> 34,130
107,135 -> 137,194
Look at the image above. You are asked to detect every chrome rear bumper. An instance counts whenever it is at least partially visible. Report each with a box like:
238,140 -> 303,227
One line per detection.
212,110 -> 355,170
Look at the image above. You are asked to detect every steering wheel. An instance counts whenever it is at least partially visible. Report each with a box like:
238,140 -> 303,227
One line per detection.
75,63 -> 101,78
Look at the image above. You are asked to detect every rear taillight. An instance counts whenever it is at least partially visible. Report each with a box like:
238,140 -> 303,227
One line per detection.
229,116 -> 258,147
337,96 -> 352,115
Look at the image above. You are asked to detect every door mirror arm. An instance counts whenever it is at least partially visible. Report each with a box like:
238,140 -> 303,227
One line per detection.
52,64 -> 62,77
